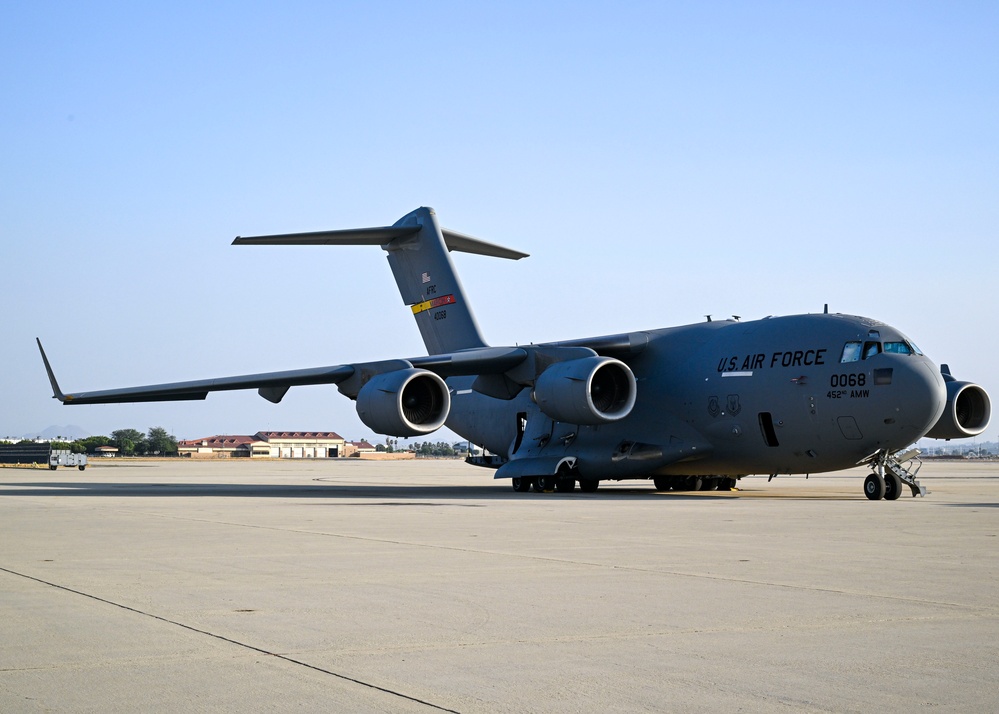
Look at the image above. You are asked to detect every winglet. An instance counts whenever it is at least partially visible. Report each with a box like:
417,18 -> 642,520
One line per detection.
36,338 -> 67,402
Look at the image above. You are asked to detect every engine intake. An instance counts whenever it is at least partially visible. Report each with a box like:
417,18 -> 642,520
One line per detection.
924,380 -> 991,439
356,368 -> 450,437
534,356 -> 637,425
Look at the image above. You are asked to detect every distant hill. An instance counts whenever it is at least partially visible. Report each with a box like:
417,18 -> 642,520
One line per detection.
22,425 -> 90,441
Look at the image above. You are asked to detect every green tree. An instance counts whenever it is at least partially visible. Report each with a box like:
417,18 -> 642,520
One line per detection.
75,435 -> 112,454
111,428 -> 145,456
146,426 -> 177,455
413,441 -> 456,457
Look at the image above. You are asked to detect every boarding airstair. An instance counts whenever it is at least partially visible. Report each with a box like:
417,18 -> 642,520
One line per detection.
869,447 -> 926,498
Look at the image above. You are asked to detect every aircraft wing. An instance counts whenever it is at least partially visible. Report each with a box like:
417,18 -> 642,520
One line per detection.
37,339 -> 528,405
410,346 -> 528,376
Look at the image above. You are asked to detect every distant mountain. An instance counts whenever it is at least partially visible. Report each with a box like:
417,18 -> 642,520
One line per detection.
22,425 -> 90,441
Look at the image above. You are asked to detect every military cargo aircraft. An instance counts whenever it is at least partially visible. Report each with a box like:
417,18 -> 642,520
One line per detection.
38,207 -> 991,499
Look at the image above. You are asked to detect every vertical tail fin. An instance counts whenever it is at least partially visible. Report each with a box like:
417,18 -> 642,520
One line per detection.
233,206 -> 528,355
386,207 -> 487,354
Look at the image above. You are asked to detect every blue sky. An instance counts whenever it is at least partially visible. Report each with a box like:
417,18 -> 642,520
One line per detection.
3,1 -> 997,445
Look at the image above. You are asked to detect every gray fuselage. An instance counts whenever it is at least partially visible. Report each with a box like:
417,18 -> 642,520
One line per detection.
446,313 -> 946,479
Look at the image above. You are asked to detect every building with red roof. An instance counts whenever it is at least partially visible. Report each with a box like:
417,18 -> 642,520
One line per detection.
178,431 -> 346,459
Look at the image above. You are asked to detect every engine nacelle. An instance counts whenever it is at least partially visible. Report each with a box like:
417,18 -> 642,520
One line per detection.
924,380 -> 991,439
356,368 -> 450,437
533,356 -> 637,425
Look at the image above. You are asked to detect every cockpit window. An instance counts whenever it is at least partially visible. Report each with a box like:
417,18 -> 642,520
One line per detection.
840,342 -> 862,363
908,341 -> 924,356
863,341 -> 882,359
842,337 -> 918,361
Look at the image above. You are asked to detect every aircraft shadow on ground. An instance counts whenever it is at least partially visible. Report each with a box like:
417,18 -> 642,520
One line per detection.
0,480 -> 774,502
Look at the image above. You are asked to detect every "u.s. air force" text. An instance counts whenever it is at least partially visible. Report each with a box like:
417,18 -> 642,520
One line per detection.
717,349 -> 828,372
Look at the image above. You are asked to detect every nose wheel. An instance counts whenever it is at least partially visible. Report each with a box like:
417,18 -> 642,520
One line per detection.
883,471 -> 903,500
864,473 -> 885,500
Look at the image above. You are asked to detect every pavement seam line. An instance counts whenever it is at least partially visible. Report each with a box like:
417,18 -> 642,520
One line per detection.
0,565 -> 460,714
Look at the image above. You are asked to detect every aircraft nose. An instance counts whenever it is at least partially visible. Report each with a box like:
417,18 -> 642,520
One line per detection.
891,360 -> 947,436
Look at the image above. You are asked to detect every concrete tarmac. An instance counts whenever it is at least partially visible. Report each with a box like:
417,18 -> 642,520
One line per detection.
1,459 -> 998,712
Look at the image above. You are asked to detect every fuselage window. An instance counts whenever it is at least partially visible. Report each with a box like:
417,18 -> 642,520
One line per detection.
863,341 -> 882,359
883,341 -> 913,355
840,342 -> 862,363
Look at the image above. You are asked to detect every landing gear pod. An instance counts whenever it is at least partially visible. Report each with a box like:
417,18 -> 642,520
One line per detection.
356,368 -> 451,437
924,380 -> 991,439
533,356 -> 637,425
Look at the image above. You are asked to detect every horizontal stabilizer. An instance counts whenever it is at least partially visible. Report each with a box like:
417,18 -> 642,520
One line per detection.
234,225 -> 528,260
233,226 -> 414,247
439,229 -> 529,260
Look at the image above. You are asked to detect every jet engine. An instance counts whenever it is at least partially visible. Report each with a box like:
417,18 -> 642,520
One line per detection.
924,380 -> 991,439
533,356 -> 637,425
356,368 -> 451,437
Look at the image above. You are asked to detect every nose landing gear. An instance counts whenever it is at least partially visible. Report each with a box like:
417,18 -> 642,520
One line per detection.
865,449 -> 926,500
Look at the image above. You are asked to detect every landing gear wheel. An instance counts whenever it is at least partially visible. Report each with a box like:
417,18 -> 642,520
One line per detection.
553,463 -> 576,493
864,473 -> 886,500
699,478 -> 718,491
578,478 -> 599,493
653,477 -> 671,491
718,478 -> 737,491
555,476 -> 576,492
883,472 -> 902,501
511,477 -> 532,492
688,476 -> 703,491
534,475 -> 556,493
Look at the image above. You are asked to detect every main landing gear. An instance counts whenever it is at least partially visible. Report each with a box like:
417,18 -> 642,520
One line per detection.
509,474 -> 741,494
511,463 -> 597,493
652,476 -> 738,492
865,448 -> 926,500
511,476 -> 595,493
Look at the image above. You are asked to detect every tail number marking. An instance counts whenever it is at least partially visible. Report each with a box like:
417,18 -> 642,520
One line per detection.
830,374 -> 866,388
